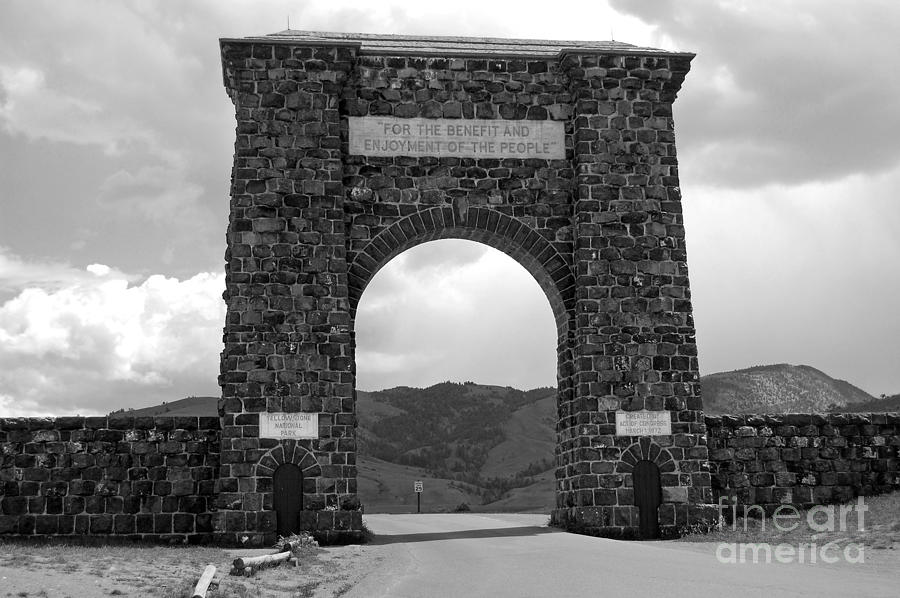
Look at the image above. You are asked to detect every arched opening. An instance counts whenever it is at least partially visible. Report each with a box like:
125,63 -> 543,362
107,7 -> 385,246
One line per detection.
353,239 -> 561,514
633,460 -> 662,539
273,463 -> 303,537
347,206 -> 575,332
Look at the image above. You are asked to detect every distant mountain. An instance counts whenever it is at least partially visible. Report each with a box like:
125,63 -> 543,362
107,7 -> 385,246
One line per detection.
700,364 -> 875,414
109,396 -> 219,417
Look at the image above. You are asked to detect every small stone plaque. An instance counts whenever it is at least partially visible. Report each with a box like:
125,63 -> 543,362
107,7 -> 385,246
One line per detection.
615,410 -> 672,436
259,412 -> 319,439
348,116 -> 565,159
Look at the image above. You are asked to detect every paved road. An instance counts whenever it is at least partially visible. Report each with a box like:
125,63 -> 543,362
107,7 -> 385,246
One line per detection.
344,513 -> 899,598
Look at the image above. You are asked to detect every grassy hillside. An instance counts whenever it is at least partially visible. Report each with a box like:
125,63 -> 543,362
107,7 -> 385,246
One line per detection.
357,456 -> 485,514
356,382 -> 557,511
109,396 -> 219,417
475,469 -> 556,513
480,394 -> 555,479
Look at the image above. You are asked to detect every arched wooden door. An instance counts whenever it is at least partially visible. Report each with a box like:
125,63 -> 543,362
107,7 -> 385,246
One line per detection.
273,463 -> 303,537
633,460 -> 661,539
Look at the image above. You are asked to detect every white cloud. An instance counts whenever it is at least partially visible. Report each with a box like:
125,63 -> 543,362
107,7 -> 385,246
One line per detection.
86,264 -> 111,276
0,247 -> 135,295
0,249 -> 225,415
0,2 -> 232,274
0,65 -> 157,154
97,164 -> 216,251
355,240 -> 558,391
613,0 -> 900,186
684,165 -> 900,395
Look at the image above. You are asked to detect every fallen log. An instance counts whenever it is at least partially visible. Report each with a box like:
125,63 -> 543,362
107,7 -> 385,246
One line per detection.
232,550 -> 292,571
280,539 -> 303,553
191,564 -> 217,598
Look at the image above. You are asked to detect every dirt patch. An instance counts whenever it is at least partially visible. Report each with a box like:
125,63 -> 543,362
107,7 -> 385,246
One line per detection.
0,540 -> 385,597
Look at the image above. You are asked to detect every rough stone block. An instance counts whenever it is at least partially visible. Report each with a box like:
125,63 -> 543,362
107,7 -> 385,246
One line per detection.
224,511 -> 245,532
1,497 -> 26,516
56,514 -> 74,534
89,515 -> 113,534
45,496 -> 63,514
34,515 -> 59,535
18,515 -> 35,534
0,515 -> 16,533
173,513 -> 194,534
154,514 -> 173,533
662,486 -> 688,503
136,513 -> 154,534
195,513 -> 213,533
593,489 -> 617,505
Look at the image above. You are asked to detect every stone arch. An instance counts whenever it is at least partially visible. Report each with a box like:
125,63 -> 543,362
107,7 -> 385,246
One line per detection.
619,438 -> 677,538
349,204 -> 578,527
217,32 -> 713,543
255,441 -> 322,480
617,438 -> 676,475
347,205 -> 575,335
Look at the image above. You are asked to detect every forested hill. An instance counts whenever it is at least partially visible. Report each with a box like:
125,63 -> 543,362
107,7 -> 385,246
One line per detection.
357,382 -> 555,483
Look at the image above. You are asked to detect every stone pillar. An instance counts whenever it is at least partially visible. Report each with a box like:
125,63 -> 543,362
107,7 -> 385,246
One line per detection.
553,51 -> 715,537
216,40 -> 362,545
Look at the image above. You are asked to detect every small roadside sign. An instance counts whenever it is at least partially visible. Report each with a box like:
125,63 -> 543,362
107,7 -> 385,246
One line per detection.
414,480 -> 423,513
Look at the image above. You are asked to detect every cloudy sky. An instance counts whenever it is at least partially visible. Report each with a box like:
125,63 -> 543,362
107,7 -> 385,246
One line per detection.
1,0 -> 898,416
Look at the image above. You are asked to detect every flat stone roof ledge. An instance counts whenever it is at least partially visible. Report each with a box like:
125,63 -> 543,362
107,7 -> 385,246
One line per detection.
219,29 -> 695,59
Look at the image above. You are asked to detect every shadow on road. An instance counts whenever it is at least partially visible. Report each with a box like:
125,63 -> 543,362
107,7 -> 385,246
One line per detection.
371,525 -> 560,545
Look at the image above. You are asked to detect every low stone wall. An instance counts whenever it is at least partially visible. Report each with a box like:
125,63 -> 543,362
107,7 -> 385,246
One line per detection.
705,413 -> 900,513
0,416 -> 219,542
2,412 -> 898,542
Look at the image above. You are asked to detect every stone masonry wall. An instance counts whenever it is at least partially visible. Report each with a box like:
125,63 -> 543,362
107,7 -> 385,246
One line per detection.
706,413 -> 900,513
0,416 -> 219,542
1,412 -> 898,542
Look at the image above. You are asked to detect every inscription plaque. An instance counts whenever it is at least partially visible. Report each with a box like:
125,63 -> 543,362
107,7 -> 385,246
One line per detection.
348,116 -> 565,159
615,410 -> 672,436
259,412 -> 319,439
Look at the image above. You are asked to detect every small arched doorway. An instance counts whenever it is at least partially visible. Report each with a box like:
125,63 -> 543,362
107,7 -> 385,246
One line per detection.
633,460 -> 662,539
273,463 -> 303,537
